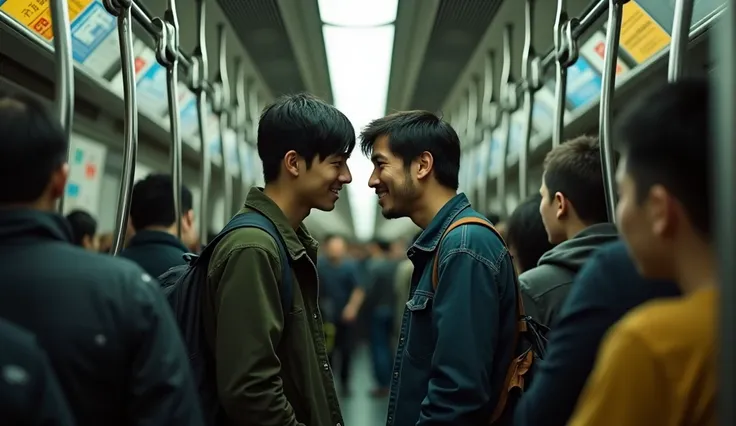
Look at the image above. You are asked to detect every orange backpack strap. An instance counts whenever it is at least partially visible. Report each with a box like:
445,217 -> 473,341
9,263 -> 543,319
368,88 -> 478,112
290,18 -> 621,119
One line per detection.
430,216 -> 530,424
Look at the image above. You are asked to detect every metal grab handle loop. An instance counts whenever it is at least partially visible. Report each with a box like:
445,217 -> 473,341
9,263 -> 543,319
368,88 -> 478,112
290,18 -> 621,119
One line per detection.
191,0 -> 210,245
519,0 -> 539,200
103,0 -> 138,256
214,23 -> 233,221
497,23 -> 515,218
52,0 -> 75,213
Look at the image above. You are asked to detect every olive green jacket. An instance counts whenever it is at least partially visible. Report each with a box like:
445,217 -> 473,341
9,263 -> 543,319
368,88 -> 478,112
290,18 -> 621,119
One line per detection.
203,187 -> 343,426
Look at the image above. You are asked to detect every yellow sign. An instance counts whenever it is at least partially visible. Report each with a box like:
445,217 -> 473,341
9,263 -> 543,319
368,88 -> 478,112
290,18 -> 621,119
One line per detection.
0,0 -> 93,41
619,1 -> 672,64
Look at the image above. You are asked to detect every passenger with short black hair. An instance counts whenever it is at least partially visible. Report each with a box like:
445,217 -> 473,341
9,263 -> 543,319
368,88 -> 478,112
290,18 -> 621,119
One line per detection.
519,135 -> 618,326
361,110 -> 518,426
505,194 -> 556,274
0,318 -> 76,426
0,93 -> 203,426
120,173 -> 197,278
569,79 -> 716,426
65,209 -> 98,251
203,93 -> 354,426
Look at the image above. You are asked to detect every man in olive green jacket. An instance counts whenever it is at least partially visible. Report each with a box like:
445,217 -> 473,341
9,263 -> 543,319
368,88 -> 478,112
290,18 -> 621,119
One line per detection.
202,93 -> 355,426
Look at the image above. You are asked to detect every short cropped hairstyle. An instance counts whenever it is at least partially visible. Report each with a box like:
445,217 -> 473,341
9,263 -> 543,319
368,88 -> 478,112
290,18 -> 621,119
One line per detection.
359,110 -> 461,190
506,194 -> 556,272
257,93 -> 356,183
0,93 -> 68,204
543,135 -> 609,224
66,210 -> 97,246
129,174 -> 194,231
616,79 -> 711,238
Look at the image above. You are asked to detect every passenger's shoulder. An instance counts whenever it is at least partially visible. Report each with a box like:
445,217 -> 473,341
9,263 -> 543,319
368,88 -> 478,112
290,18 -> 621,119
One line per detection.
211,226 -> 280,263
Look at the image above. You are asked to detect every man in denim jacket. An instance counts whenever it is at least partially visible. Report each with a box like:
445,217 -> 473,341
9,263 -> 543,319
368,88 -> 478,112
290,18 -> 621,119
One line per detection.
360,111 -> 518,426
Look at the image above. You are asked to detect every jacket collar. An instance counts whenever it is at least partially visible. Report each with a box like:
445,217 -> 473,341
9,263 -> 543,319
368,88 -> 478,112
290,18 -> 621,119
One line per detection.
127,229 -> 189,252
0,208 -> 73,243
243,187 -> 319,260
410,193 -> 471,254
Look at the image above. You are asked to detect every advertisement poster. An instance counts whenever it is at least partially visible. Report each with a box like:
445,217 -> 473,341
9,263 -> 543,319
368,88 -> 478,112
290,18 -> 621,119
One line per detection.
64,133 -> 107,216
532,87 -> 556,140
507,111 -> 525,159
618,1 -> 671,64
136,63 -> 169,118
565,56 -> 602,110
580,31 -> 631,78
634,0 -> 725,34
475,139 -> 489,187
488,128 -> 505,178
0,0 -> 91,41
224,128 -> 240,175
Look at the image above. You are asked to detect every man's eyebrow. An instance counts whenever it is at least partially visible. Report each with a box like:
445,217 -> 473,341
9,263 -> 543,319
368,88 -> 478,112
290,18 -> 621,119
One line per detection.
371,153 -> 388,162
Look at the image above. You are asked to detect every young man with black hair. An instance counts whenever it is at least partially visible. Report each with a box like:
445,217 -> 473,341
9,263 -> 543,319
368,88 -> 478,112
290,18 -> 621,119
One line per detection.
120,173 -> 198,278
361,110 -> 518,426
203,93 -> 354,426
65,209 -> 98,251
519,135 -> 618,326
569,79 -> 716,426
505,194 -> 557,274
0,93 -> 202,426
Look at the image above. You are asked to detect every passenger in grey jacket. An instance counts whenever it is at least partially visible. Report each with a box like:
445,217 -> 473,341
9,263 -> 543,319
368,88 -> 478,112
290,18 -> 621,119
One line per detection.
521,135 -> 617,327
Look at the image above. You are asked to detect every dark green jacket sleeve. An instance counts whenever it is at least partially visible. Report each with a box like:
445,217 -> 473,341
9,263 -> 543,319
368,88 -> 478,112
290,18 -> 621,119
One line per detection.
211,239 -> 302,426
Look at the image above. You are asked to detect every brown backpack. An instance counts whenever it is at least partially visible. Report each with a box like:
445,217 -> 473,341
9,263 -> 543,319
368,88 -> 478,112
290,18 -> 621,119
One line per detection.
431,216 -> 536,424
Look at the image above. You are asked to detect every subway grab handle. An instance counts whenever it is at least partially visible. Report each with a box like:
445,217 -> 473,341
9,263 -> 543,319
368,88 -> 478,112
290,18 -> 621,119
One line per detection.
497,23 -> 516,218
52,0 -> 76,214
520,0 -> 541,200
668,0 -> 695,82
598,0 -> 625,223
481,50 -> 499,130
152,2 -> 183,239
214,23 -> 233,222
234,57 -> 248,195
104,0 -> 138,256
190,0 -> 210,246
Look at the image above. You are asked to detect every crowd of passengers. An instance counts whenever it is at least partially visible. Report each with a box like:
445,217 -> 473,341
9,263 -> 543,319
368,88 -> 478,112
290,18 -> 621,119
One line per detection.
0,78 -> 715,426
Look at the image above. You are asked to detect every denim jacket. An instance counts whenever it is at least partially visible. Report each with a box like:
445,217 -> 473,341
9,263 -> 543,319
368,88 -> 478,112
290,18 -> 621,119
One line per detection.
386,194 -> 518,426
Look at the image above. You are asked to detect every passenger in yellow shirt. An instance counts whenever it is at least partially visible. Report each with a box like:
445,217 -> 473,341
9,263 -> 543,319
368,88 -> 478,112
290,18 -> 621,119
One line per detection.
568,79 -> 716,426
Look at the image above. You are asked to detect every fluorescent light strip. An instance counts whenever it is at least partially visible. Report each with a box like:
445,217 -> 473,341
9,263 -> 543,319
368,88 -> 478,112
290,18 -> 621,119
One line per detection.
317,0 -> 398,27
322,24 -> 395,241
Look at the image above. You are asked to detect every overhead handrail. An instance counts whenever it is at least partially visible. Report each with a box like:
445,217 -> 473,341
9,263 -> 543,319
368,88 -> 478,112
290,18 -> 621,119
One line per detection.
552,0 -> 579,148
668,0 -> 695,81
542,0 -> 609,73
214,23 -> 232,223
497,23 -> 517,217
519,0 -> 542,200
466,78 -> 479,145
234,57 -> 249,198
190,0 -> 211,245
131,1 -> 192,70
51,0 -> 75,214
481,50 -> 499,130
103,0 -> 138,256
598,0 -> 626,223
152,2 -> 183,238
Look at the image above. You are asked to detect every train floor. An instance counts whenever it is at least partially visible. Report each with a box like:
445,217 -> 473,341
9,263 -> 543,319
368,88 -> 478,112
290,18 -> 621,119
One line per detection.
335,344 -> 389,426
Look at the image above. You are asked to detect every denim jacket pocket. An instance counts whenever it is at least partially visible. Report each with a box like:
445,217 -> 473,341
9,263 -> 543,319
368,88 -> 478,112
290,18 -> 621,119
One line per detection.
404,290 -> 434,363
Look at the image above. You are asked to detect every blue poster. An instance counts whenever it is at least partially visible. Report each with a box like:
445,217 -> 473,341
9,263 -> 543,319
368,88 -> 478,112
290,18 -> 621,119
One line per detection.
488,129 -> 504,177
179,98 -> 198,139
137,63 -> 168,116
70,1 -> 116,63
566,57 -> 602,110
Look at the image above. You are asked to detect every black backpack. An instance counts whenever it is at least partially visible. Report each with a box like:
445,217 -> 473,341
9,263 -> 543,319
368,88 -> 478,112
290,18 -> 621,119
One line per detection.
159,212 -> 294,426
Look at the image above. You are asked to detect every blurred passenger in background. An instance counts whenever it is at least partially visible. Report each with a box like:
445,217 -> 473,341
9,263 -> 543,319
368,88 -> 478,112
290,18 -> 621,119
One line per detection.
65,209 -> 98,252
519,136 -> 618,326
317,234 -> 362,396
505,194 -> 556,274
569,79 -> 716,426
0,92 -> 202,426
120,174 -> 198,278
363,239 -> 399,398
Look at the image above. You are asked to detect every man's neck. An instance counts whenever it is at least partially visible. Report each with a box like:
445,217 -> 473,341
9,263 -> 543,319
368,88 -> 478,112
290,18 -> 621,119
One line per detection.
263,184 -> 310,230
143,225 -> 176,236
675,240 -> 717,294
410,188 -> 457,230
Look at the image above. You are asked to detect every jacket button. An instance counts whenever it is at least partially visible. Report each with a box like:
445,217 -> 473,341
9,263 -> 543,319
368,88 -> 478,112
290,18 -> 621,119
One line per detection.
323,362 -> 329,370
313,313 -> 318,319
394,372 -> 398,378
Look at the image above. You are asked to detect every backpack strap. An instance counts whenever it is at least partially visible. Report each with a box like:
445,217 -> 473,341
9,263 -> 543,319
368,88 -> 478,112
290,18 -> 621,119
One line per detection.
198,212 -> 293,312
430,216 -> 529,423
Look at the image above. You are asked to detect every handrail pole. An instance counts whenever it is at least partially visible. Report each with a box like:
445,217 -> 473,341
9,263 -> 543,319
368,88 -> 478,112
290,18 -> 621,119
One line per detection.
497,23 -> 516,218
668,0 -> 695,82
103,0 -> 138,256
191,0 -> 210,245
214,23 -> 232,222
52,0 -> 76,213
598,0 -> 625,223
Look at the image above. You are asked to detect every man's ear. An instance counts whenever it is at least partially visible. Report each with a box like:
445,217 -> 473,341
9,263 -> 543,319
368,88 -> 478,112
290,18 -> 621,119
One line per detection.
416,151 -> 434,180
284,150 -> 300,177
